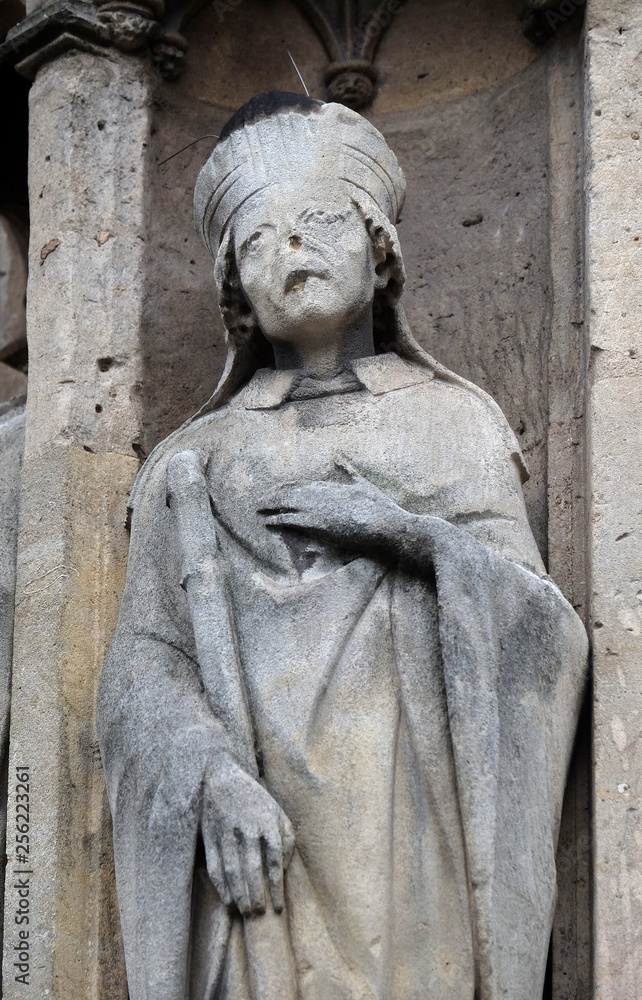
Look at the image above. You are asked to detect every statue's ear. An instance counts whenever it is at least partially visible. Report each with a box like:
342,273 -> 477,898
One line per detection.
369,222 -> 389,289
366,216 -> 405,301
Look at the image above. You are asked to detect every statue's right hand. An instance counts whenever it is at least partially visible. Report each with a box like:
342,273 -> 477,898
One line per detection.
201,758 -> 295,918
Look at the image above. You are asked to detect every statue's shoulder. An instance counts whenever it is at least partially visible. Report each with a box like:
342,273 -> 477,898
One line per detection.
127,405 -> 231,516
402,356 -> 529,485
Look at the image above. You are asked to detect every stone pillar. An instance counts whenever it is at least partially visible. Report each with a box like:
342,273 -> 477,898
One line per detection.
0,49 -> 152,999
586,2 -> 642,997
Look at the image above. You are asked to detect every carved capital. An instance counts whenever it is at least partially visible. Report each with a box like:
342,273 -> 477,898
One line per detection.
0,0 -> 186,80
325,59 -> 376,110
149,27 -> 186,79
291,0 -> 410,110
98,7 -> 156,51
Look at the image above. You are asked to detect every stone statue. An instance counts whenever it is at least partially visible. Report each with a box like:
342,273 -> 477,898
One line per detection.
97,91 -> 588,1000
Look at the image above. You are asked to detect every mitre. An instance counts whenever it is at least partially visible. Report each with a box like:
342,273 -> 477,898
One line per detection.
194,91 -> 406,256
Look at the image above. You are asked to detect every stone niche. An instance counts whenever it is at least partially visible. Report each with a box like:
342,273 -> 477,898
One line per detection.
143,0 -> 582,566
139,2 -> 588,996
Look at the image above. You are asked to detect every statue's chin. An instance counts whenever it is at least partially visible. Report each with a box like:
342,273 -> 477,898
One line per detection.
273,283 -> 369,340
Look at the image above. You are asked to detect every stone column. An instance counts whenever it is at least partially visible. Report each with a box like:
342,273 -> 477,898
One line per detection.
0,48 -> 152,999
586,2 -> 642,997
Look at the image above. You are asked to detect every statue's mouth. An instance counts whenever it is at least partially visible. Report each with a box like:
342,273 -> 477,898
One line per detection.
284,268 -> 328,293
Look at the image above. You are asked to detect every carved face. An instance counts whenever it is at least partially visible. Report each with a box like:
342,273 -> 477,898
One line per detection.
232,187 -> 385,355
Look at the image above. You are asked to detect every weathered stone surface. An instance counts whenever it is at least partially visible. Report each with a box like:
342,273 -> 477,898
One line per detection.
585,3 -> 642,998
21,51 -> 148,460
4,449 -> 135,997
99,94 -> 588,1000
1,48 -> 151,1000
0,0 -> 186,83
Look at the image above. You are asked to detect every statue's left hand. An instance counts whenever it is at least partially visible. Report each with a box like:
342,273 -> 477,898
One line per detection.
261,460 -> 410,558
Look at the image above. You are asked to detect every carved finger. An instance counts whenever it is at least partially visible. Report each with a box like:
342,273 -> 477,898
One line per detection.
204,840 -> 232,906
264,513 -> 312,529
263,833 -> 286,913
258,484 -> 303,513
221,835 -> 251,917
201,805 -> 233,905
241,836 -> 267,916
257,503 -> 298,516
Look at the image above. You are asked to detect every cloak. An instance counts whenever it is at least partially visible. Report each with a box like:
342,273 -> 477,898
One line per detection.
97,351 -> 587,1000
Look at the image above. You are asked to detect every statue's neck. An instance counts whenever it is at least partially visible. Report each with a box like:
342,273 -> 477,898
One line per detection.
270,316 -> 376,380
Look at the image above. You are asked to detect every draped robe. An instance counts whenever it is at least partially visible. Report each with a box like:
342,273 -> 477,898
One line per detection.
97,351 -> 588,1000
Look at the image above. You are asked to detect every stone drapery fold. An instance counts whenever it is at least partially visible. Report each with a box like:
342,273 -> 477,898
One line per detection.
97,355 -> 587,999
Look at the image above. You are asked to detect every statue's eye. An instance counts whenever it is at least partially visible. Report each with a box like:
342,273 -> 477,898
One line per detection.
241,231 -> 263,255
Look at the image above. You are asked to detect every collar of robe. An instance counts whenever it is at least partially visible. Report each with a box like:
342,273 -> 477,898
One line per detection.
241,351 -> 432,410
